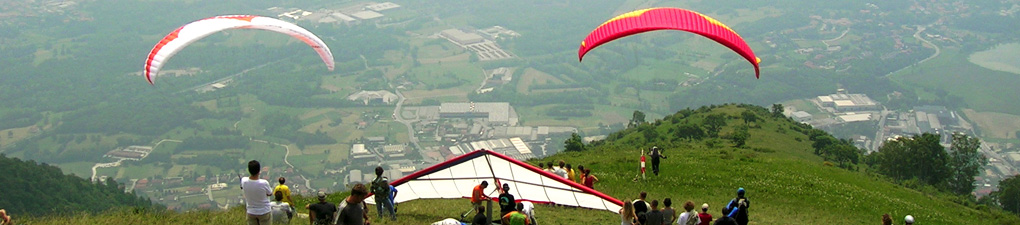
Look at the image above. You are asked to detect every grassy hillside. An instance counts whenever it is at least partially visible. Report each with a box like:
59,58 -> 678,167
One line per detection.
22,105 -> 1020,224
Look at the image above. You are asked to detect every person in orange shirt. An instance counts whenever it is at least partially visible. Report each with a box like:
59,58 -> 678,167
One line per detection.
461,181 -> 490,220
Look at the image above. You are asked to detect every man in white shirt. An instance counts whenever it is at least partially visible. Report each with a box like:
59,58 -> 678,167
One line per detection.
270,190 -> 293,224
553,161 -> 568,179
242,160 -> 273,225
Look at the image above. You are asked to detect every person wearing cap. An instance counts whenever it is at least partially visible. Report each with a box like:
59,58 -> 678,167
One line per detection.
677,201 -> 701,225
724,188 -> 750,225
498,183 -> 517,217
336,183 -> 370,225
697,203 -> 713,225
242,160 -> 273,225
649,146 -> 667,176
308,191 -> 337,225
904,215 -> 914,225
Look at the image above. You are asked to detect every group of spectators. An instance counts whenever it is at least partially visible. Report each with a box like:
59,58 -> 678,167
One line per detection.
620,189 -> 749,225
538,160 -> 599,189
461,181 -> 536,225
241,160 -> 392,225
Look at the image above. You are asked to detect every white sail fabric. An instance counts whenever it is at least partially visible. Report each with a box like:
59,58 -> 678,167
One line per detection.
364,150 -> 623,213
144,15 -> 334,84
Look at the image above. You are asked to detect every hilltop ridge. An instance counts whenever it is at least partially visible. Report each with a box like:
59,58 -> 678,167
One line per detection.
21,104 -> 1020,224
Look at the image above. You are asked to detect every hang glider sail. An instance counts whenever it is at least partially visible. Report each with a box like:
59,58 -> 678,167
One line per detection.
144,15 -> 334,84
578,7 -> 761,78
365,150 -> 624,213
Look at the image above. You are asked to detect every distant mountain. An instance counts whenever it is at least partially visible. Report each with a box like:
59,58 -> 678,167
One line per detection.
21,104 -> 1020,225
0,154 -> 156,216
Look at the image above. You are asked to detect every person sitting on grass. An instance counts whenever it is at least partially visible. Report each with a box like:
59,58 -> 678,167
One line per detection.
270,190 -> 293,224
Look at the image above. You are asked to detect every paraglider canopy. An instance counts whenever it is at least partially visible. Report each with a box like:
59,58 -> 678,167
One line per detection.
578,7 -> 761,78
144,15 -> 335,84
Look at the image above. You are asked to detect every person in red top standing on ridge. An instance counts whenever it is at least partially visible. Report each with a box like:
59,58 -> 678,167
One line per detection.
697,203 -> 712,225
583,169 -> 598,189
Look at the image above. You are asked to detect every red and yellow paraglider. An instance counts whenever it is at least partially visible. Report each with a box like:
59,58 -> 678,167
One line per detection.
578,8 -> 762,78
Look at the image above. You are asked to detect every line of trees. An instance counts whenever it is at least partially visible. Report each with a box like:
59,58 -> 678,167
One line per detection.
865,133 -> 987,196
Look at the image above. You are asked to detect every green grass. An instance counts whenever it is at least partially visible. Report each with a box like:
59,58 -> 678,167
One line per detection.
890,47 -> 1020,114
23,105 -> 1020,224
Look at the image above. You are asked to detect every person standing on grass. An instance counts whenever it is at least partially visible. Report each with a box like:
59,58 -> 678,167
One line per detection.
371,166 -> 396,221
583,169 -> 598,189
273,177 -> 294,209
498,183 -> 517,217
389,182 -> 399,213
645,200 -> 664,225
620,200 -> 638,225
566,164 -> 576,183
649,147 -> 667,176
462,181 -> 490,220
697,204 -> 713,225
724,188 -> 749,225
660,198 -> 676,224
336,184 -> 370,225
633,192 -> 649,225
882,214 -> 893,225
242,160 -> 273,225
576,165 -> 586,183
677,201 -> 700,225
554,161 -> 568,179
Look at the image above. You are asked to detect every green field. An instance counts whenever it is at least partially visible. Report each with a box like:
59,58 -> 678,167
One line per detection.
968,42 -> 1020,75
891,47 -> 1020,115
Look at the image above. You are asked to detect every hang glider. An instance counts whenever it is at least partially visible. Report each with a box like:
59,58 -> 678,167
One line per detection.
365,150 -> 624,213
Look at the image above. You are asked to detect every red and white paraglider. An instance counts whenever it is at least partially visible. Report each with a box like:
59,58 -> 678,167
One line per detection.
143,15 -> 335,84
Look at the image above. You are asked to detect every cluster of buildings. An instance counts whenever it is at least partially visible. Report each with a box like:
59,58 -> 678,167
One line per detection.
440,27 -> 518,61
103,145 -> 154,160
0,0 -> 89,23
788,89 -> 883,129
267,2 -> 401,25
478,67 -> 514,93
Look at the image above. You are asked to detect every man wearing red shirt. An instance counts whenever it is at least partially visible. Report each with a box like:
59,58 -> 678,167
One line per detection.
697,203 -> 713,225
462,181 -> 490,220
